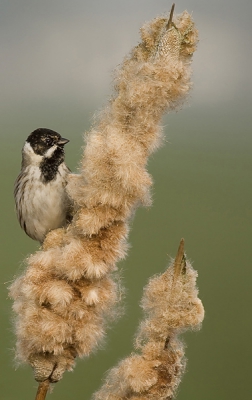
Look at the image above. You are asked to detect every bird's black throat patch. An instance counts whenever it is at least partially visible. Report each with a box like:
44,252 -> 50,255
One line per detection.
40,147 -> 65,182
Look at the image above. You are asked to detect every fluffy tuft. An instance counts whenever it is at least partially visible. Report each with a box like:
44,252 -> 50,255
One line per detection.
93,244 -> 204,400
9,9 -> 198,383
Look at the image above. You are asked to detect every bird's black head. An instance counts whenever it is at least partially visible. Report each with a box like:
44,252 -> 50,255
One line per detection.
27,128 -> 69,156
25,128 -> 70,182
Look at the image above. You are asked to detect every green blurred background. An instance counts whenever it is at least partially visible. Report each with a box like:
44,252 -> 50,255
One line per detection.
1,1 -> 251,399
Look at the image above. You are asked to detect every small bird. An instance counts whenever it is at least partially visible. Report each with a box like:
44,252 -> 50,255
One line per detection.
14,128 -> 72,243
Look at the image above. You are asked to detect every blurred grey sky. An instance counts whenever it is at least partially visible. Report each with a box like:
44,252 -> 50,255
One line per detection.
1,0 -> 252,119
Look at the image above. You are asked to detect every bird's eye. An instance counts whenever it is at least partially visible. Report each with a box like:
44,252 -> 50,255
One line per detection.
45,137 -> 54,146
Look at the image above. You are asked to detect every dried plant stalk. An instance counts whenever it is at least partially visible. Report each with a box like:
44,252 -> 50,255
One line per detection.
9,6 -> 198,387
35,380 -> 50,400
93,239 -> 205,400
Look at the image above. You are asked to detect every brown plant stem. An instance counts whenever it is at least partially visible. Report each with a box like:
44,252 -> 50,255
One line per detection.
167,3 -> 176,29
172,237 -> 186,282
35,380 -> 50,400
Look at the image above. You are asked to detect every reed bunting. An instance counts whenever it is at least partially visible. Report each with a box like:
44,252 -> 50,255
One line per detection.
14,128 -> 72,243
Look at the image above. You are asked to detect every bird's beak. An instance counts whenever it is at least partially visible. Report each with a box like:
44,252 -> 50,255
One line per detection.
58,138 -> 69,146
